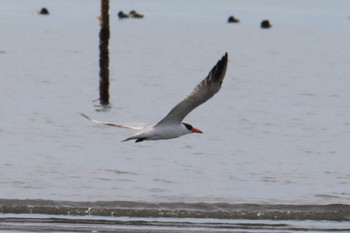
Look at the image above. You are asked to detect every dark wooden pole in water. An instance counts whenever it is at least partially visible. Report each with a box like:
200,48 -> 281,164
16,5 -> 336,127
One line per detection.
99,0 -> 110,105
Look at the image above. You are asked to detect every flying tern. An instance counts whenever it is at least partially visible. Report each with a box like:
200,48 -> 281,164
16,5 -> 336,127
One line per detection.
81,53 -> 228,142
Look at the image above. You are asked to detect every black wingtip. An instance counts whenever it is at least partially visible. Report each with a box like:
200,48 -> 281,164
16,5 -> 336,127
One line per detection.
135,138 -> 146,143
217,52 -> 228,69
223,52 -> 228,62
222,53 -> 228,66
211,52 -> 228,83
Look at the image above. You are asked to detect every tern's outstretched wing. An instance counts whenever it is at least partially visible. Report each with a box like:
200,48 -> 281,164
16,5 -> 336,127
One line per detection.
79,113 -> 146,130
156,53 -> 228,125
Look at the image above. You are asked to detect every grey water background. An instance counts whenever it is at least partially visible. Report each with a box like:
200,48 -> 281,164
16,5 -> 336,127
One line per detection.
1,0 -> 350,232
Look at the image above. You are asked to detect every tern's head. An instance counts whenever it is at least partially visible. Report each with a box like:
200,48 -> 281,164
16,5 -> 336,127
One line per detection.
182,123 -> 203,134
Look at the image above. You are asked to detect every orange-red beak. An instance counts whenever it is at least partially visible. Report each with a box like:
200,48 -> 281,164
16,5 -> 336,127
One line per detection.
192,128 -> 203,133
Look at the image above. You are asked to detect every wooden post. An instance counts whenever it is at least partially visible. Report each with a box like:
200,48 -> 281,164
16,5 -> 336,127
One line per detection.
99,0 -> 110,105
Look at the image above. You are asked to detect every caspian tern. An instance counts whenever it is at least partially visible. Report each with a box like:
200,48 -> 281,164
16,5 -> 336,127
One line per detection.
81,52 -> 228,142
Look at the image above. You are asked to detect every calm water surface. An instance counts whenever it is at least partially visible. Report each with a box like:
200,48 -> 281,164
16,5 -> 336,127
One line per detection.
1,0 -> 350,231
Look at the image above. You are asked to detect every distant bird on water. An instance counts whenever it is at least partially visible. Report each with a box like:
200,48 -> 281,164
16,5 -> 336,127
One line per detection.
118,11 -> 129,19
81,53 -> 228,143
129,10 -> 144,18
118,10 -> 144,19
261,20 -> 272,28
34,8 -> 49,15
39,8 -> 49,15
227,16 -> 240,23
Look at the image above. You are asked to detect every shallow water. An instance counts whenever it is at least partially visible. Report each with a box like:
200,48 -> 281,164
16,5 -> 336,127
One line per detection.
1,199 -> 350,232
1,0 -> 350,219
1,215 -> 350,233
